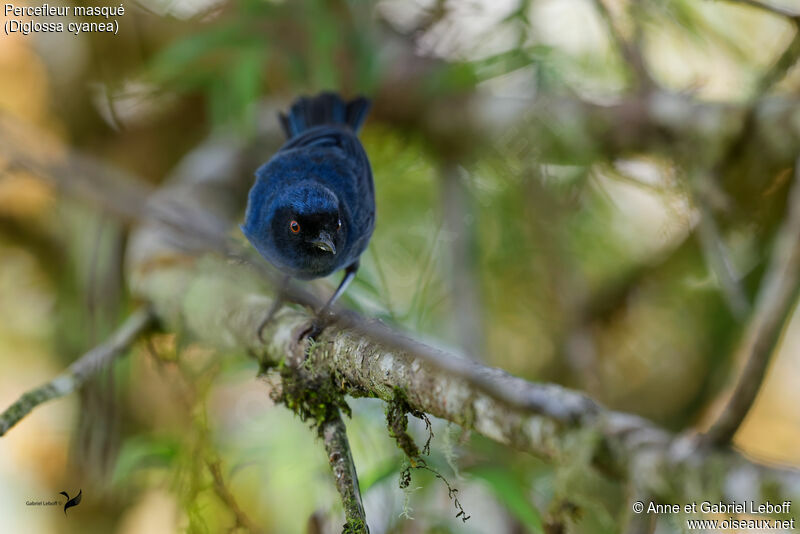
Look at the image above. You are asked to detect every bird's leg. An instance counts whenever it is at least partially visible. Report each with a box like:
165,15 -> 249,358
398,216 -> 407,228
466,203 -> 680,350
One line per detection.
300,262 -> 359,341
258,275 -> 291,343
321,260 -> 359,316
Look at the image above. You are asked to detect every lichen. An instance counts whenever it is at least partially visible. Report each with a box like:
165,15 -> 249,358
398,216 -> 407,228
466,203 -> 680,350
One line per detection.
385,389 -> 470,523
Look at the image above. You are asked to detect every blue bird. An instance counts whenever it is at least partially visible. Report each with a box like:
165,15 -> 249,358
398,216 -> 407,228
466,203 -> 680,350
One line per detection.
242,92 -> 375,314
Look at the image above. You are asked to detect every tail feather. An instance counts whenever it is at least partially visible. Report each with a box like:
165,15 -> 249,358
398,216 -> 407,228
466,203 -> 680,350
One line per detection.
279,92 -> 371,138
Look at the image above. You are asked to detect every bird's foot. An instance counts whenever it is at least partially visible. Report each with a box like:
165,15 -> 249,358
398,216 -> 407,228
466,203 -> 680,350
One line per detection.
258,277 -> 291,343
297,307 -> 336,343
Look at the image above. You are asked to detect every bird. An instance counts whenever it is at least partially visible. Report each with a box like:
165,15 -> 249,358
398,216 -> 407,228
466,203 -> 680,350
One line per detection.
241,92 -> 375,320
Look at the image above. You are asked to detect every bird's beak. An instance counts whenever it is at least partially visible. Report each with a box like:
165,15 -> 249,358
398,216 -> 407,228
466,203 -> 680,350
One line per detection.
311,231 -> 336,254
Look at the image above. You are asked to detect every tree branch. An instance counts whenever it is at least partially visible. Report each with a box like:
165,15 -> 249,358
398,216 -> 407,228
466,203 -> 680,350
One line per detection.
694,192 -> 751,320
126,241 -> 800,509
321,414 -> 369,533
0,307 -> 154,436
704,160 -> 800,445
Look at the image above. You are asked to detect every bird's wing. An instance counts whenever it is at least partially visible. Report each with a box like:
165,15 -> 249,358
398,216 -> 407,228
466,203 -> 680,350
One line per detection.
282,125 -> 374,200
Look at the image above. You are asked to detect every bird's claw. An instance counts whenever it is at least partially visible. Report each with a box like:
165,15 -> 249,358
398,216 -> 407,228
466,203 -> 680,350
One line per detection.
257,314 -> 271,344
257,276 -> 291,344
257,302 -> 282,343
299,318 -> 324,342
298,308 -> 335,343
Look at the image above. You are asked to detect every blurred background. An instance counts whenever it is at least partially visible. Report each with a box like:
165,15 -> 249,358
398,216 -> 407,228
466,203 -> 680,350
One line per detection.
1,0 -> 800,532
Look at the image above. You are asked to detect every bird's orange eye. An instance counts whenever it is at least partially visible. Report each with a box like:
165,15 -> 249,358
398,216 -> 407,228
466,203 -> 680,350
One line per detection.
290,220 -> 300,233
337,219 -> 342,232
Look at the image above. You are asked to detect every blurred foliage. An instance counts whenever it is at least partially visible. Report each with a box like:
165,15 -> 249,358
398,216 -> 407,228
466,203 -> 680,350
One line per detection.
147,0 -> 381,131
2,0 -> 800,533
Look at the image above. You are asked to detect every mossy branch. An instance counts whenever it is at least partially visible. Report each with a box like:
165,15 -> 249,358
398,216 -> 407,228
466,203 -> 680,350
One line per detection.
267,339 -> 368,532
322,414 -> 369,534
126,240 -> 800,513
0,307 -> 154,436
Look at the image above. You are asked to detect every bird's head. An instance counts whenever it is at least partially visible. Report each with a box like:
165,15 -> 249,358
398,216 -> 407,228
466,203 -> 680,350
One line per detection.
274,183 -> 344,255
243,181 -> 346,278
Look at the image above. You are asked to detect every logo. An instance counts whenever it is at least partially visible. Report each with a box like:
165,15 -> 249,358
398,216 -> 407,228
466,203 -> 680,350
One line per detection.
59,489 -> 82,515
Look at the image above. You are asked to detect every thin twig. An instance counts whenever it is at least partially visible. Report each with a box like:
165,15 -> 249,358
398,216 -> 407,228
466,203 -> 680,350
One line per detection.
709,14 -> 800,183
753,18 -> 800,94
0,308 -> 154,436
715,16 -> 800,174
695,199 -> 751,320
207,459 -> 264,534
696,14 -> 800,319
321,414 -> 369,534
591,0 -> 653,90
704,160 -> 800,445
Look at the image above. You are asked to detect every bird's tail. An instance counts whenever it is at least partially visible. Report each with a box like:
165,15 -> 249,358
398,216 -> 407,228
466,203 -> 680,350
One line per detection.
279,92 -> 371,139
